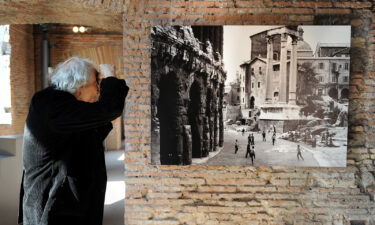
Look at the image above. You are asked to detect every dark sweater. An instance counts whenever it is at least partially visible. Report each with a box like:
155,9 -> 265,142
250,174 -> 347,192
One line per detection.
18,77 -> 129,225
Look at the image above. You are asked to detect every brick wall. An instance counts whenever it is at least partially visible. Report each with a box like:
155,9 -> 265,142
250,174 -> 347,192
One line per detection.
0,25 -> 35,136
123,1 -> 375,224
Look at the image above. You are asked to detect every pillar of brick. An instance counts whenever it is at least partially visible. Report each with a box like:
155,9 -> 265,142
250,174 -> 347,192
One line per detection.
105,117 -> 122,150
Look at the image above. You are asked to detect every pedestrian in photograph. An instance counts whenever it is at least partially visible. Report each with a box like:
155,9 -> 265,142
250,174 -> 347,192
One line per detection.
245,143 -> 251,158
249,145 -> 256,165
234,139 -> 239,154
248,133 -> 251,145
272,133 -> 276,146
18,57 -> 129,225
262,130 -> 266,141
242,128 -> 245,136
297,145 -> 304,160
251,133 -> 255,145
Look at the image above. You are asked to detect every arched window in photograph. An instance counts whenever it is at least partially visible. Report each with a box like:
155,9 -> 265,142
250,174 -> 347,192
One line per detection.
273,52 -> 279,60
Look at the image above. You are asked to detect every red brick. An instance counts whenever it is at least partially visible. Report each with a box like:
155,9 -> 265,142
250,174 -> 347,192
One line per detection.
316,8 -> 352,14
294,1 -> 333,8
333,1 -> 372,9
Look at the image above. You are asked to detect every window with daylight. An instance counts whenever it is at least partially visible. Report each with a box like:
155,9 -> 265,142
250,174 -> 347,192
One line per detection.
345,63 -> 349,70
0,25 -> 11,124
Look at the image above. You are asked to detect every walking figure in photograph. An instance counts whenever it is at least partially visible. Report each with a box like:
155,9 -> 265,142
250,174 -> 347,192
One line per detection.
272,133 -> 276,146
250,133 -> 255,145
246,144 -> 256,165
297,145 -> 304,160
18,57 -> 129,225
245,143 -> 251,158
262,130 -> 266,141
234,139 -> 239,154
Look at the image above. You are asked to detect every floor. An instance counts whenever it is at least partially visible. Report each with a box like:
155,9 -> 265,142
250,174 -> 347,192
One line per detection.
103,150 -> 125,225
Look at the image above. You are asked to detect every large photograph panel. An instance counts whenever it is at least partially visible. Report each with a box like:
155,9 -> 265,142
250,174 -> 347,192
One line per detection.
151,25 -> 350,167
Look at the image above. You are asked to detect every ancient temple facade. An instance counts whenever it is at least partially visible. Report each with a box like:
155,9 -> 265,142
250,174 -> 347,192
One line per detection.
151,26 -> 226,165
253,26 -> 302,132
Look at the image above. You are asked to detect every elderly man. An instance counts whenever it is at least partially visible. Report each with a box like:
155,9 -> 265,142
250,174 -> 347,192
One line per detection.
18,57 -> 129,225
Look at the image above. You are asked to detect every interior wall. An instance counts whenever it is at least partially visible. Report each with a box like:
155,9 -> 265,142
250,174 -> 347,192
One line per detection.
0,25 -> 35,136
123,1 -> 375,224
33,25 -> 123,91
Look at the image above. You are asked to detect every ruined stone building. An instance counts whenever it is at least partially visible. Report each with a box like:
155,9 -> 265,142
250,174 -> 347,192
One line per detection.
239,26 -> 350,132
151,26 -> 226,165
239,26 -> 302,132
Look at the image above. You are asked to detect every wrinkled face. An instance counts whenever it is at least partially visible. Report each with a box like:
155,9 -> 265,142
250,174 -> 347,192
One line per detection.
74,68 -> 100,103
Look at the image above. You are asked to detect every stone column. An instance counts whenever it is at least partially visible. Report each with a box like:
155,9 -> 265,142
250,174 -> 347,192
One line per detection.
213,83 -> 218,151
288,37 -> 298,105
279,33 -> 288,104
265,36 -> 274,102
218,83 -> 224,147
201,77 -> 209,157
206,86 -> 214,152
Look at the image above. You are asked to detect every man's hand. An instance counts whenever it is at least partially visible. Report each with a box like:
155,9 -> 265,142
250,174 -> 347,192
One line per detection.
99,64 -> 115,78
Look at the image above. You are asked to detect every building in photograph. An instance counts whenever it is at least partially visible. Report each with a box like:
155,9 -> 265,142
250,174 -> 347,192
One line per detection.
243,26 -> 302,132
151,26 -> 226,165
299,43 -> 350,100
226,73 -> 241,106
238,26 -> 350,132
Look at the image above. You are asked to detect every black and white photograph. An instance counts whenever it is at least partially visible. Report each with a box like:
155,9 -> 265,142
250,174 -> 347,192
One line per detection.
151,25 -> 350,167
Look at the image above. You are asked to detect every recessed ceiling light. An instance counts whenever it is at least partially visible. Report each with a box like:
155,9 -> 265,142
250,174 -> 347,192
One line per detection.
72,26 -> 79,33
79,26 -> 86,33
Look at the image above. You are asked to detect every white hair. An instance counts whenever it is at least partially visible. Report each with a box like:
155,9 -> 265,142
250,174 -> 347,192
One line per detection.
50,56 -> 97,94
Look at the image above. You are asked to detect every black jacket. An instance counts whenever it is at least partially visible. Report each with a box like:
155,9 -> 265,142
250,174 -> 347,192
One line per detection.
18,77 -> 129,225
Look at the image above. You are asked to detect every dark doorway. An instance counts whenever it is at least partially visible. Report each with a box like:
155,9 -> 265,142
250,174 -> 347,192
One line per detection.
188,79 -> 205,158
250,96 -> 255,109
328,88 -> 338,99
341,88 -> 349,99
158,72 -> 182,165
